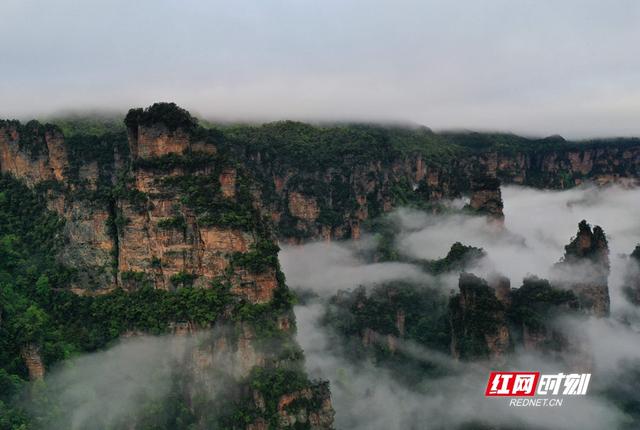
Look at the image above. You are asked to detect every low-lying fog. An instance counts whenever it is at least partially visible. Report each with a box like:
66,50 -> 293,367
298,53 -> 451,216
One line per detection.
282,184 -> 640,430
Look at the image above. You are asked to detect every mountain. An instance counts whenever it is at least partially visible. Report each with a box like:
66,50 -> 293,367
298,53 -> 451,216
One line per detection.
1,102 -> 640,429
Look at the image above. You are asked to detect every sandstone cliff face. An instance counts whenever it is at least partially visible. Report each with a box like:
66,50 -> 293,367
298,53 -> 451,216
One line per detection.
176,323 -> 265,386
128,123 -> 191,159
493,146 -> 640,187
0,114 -> 331,427
288,192 -> 320,222
117,195 -> 258,294
5,108 -> 640,428
492,275 -> 512,307
239,142 -> 640,242
20,343 -> 45,381
449,273 -> 510,361
62,200 -> 117,294
255,160 -> 398,242
116,122 -> 280,304
4,117 -> 640,285
219,167 -> 237,199
275,384 -> 334,429
115,114 -> 332,427
248,382 -> 334,430
0,122 -> 68,186
0,122 -> 118,292
553,220 -> 610,317
329,272 -> 579,365
450,273 -> 581,361
468,174 -> 504,224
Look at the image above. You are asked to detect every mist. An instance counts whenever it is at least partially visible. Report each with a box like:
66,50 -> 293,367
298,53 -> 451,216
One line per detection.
3,1 -> 640,138
296,303 -> 631,430
283,184 -> 640,429
279,239 -> 430,298
24,335 -> 192,429
22,329 -> 256,430
284,185 -> 640,313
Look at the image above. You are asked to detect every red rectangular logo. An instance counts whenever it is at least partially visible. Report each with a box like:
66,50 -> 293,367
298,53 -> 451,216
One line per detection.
485,371 -> 540,396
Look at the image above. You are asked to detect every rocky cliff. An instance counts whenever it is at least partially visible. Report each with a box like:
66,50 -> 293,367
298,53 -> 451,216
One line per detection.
226,124 -> 640,242
624,245 -> 640,305
3,103 -> 640,427
467,174 -> 504,224
325,269 -> 580,367
0,107 -> 286,300
553,220 -> 610,316
0,105 -> 334,429
450,272 -> 581,361
449,273 -> 510,361
20,343 -> 45,381
0,120 -> 67,186
5,110 -> 640,262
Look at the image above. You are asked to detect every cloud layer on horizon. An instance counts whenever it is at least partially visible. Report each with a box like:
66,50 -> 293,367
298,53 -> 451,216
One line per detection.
2,0 -> 640,138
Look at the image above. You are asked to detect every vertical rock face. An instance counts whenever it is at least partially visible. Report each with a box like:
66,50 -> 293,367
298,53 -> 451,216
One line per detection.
233,129 -> 640,242
61,200 -> 117,293
274,384 -> 335,429
129,124 -> 191,158
117,118 -> 279,304
6,105 -> 640,426
450,274 -> 580,361
509,276 -> 579,356
554,220 -> 610,316
125,103 -> 197,159
0,121 -> 119,292
490,275 -> 512,307
0,107 -> 335,429
20,343 -> 45,380
449,273 -> 510,361
623,245 -> 640,305
247,382 -> 334,430
114,106 -> 335,427
468,174 -> 504,224
333,273 -> 579,366
0,121 -> 68,186
219,167 -> 237,199
288,192 -> 320,222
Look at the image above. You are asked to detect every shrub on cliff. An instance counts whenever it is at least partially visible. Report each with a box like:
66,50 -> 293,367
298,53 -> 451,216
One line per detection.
323,281 -> 450,372
125,102 -> 197,132
426,242 -> 485,274
449,273 -> 507,359
508,276 -> 578,333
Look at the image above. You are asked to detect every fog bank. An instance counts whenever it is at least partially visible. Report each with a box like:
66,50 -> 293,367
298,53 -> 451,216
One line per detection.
284,184 -> 640,429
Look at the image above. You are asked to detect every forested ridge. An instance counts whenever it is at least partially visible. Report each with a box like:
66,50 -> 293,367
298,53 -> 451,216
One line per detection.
1,104 -> 639,429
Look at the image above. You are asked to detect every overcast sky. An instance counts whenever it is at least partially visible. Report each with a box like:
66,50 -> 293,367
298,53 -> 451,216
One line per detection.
2,0 -> 639,138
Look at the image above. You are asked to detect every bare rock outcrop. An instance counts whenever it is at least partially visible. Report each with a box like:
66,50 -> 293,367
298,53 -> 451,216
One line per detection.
554,220 -> 610,317
468,174 -> 504,224
276,383 -> 334,429
449,273 -> 510,361
115,105 -> 280,303
21,343 -> 45,380
0,121 -> 68,186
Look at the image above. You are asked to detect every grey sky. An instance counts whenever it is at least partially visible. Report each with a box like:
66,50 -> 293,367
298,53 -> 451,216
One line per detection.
2,0 -> 639,138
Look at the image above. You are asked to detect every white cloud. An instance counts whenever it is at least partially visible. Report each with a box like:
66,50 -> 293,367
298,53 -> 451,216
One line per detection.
2,0 -> 640,137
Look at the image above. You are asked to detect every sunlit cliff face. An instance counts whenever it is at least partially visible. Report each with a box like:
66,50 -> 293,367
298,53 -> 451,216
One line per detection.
283,184 -> 640,430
